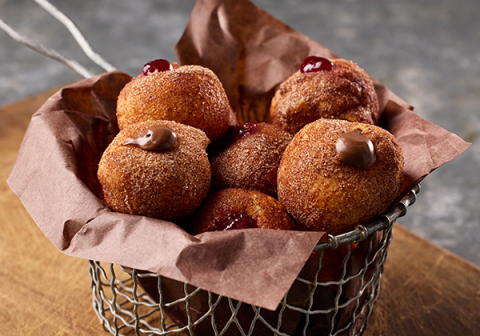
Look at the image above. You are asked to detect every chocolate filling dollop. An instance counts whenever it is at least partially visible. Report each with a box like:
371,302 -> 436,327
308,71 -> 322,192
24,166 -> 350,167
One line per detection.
336,129 -> 376,169
122,125 -> 177,152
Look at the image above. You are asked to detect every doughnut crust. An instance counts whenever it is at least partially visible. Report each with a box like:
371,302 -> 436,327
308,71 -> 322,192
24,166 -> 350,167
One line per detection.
97,120 -> 211,222
209,122 -> 293,197
277,119 -> 403,235
117,65 -> 232,142
193,188 -> 295,234
270,59 -> 380,134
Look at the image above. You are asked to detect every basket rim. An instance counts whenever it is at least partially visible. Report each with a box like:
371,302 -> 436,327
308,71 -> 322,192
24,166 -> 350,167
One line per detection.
313,184 -> 420,252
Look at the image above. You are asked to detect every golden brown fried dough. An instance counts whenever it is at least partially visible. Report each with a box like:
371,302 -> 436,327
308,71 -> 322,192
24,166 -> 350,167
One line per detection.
270,58 -> 379,134
209,122 -> 293,197
277,119 -> 403,235
98,120 -> 211,222
193,188 -> 295,234
117,65 -> 232,142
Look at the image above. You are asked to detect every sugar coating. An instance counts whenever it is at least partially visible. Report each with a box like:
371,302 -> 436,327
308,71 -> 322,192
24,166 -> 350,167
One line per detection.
270,59 -> 380,134
117,65 -> 232,142
210,123 -> 292,197
97,120 -> 211,222
277,119 -> 403,235
193,188 -> 295,234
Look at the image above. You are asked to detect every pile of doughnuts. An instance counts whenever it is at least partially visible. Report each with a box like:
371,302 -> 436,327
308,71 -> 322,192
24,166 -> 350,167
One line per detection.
97,56 -> 404,236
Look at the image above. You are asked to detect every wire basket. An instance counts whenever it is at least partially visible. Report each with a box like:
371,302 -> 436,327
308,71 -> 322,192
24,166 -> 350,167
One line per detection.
89,184 -> 419,336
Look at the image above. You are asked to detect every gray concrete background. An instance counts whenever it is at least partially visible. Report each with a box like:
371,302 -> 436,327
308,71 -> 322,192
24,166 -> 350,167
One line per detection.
1,0 -> 479,266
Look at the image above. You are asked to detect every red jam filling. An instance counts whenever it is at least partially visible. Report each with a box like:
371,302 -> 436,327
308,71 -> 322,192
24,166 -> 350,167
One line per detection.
143,59 -> 173,75
300,56 -> 333,73
207,211 -> 258,231
234,122 -> 259,141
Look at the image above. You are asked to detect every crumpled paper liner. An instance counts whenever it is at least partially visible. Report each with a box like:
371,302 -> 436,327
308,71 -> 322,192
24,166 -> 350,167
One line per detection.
7,0 -> 469,318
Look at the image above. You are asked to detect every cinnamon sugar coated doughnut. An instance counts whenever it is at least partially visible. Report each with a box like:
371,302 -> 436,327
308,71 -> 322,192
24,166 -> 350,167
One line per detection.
277,119 -> 403,235
97,120 -> 211,222
209,122 -> 292,197
270,58 -> 380,134
117,64 -> 232,142
193,188 -> 295,234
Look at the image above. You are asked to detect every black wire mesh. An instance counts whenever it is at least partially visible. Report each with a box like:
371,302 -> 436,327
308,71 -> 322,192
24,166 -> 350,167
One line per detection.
90,185 -> 419,336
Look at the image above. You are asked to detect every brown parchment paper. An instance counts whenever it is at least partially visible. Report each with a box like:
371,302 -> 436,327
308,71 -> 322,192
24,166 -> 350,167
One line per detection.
7,0 -> 470,313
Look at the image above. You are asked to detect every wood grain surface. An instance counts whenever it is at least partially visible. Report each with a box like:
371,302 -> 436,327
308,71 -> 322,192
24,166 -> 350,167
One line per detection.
0,87 -> 106,335
1,89 -> 479,336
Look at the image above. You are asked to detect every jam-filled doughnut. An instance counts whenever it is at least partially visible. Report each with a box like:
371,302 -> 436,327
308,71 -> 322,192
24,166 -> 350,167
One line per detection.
270,57 -> 380,134
117,60 -> 233,142
97,120 -> 211,222
209,122 -> 293,197
277,119 -> 403,235
193,188 -> 295,234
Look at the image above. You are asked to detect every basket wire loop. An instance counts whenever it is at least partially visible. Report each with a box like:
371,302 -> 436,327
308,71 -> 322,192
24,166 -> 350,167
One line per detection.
0,0 -> 116,78
32,0 -> 116,72
353,225 -> 368,243
89,186 -> 419,336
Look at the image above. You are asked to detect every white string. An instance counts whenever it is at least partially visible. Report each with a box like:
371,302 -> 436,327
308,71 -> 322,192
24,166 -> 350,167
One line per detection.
32,0 -> 116,72
0,18 -> 93,79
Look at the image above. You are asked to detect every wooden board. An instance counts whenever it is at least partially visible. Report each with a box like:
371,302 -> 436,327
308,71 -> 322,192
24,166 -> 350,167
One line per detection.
0,87 -> 106,335
1,89 -> 479,336
365,227 -> 480,336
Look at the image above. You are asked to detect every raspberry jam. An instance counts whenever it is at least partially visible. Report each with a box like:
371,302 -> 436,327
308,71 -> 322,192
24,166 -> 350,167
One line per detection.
209,122 -> 259,157
207,211 -> 258,231
234,122 -> 259,141
300,56 -> 333,73
143,59 -> 173,75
